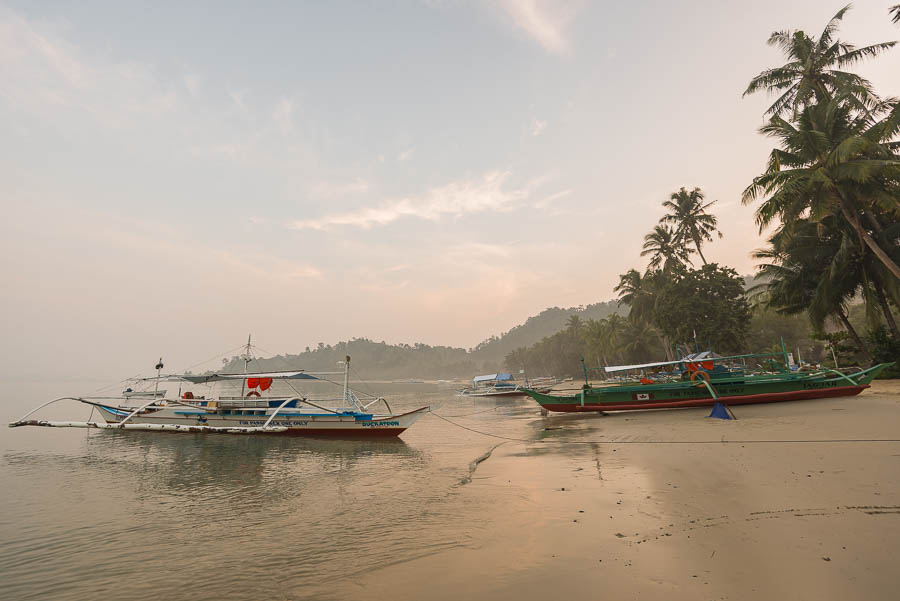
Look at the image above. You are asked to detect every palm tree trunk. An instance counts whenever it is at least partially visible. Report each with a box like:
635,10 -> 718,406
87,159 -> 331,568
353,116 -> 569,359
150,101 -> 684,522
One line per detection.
862,209 -> 885,235
874,282 -> 900,339
838,199 -> 900,281
694,236 -> 708,265
835,307 -> 874,363
654,330 -> 673,361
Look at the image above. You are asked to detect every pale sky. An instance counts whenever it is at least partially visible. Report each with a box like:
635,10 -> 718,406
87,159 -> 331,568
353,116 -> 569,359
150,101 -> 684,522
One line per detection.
2,1 -> 899,379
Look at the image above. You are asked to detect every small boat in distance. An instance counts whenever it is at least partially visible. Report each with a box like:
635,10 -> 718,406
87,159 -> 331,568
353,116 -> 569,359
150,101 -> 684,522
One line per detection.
457,373 -> 528,397
523,347 -> 892,413
458,372 -> 555,397
10,342 -> 429,437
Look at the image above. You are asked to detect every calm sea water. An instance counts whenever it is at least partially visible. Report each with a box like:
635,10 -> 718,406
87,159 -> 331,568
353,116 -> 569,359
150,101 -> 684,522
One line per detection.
0,378 -> 545,601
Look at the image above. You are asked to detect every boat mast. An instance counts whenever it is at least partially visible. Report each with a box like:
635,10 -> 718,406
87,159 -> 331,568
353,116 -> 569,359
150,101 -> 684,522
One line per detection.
241,334 -> 252,398
343,355 -> 351,408
154,358 -> 164,398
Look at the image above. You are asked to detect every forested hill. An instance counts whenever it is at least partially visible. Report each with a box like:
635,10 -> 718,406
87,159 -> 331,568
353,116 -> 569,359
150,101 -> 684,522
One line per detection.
468,300 -> 623,364
219,300 -> 624,379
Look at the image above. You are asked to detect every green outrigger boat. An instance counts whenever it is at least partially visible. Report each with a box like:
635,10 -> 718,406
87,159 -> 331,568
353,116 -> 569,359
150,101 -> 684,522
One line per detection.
523,348 -> 892,413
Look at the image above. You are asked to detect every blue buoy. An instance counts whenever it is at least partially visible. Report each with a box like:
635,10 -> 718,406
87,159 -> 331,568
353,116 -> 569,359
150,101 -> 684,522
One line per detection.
707,402 -> 733,420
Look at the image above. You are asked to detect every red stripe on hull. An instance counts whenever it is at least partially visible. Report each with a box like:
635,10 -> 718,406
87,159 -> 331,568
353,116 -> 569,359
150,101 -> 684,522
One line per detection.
540,385 -> 869,413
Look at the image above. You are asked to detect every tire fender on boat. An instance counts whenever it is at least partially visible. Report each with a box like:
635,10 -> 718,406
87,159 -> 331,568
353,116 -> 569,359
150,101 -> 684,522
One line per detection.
246,391 -> 261,398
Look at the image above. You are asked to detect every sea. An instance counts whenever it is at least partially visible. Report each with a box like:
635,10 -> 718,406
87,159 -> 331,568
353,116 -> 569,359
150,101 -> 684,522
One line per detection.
0,378 -> 546,601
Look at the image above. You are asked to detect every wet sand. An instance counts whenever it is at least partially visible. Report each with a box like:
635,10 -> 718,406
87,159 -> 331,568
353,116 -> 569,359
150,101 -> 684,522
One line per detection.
343,381 -> 900,600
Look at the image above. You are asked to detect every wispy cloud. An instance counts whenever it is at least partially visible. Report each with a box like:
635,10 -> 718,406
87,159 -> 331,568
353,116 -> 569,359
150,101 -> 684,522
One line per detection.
397,147 -> 415,162
493,0 -> 582,56
289,171 -> 530,230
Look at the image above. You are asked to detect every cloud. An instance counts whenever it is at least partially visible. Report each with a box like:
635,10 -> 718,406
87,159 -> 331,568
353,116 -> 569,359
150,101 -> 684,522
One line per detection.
397,147 -> 415,162
531,119 -> 548,136
493,0 -> 582,56
290,171 -> 529,230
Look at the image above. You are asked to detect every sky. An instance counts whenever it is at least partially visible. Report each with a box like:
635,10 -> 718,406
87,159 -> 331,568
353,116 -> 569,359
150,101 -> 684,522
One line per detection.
2,0 -> 899,380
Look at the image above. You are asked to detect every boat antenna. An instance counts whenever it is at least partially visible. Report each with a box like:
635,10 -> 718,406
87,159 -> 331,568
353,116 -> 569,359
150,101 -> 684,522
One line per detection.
154,357 -> 164,398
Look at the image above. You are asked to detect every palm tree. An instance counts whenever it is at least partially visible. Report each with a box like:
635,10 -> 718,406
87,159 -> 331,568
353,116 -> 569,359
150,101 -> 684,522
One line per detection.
615,270 -> 650,322
604,314 -> 628,363
641,225 -> 693,273
743,96 -> 900,280
743,4 -> 896,118
565,314 -> 584,335
617,321 -> 654,363
614,269 -> 675,360
753,217 -> 875,361
891,5 -> 900,24
659,187 -> 722,265
583,319 -> 609,368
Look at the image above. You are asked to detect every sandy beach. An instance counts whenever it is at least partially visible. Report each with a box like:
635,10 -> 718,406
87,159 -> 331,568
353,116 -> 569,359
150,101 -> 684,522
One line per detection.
342,381 -> 900,600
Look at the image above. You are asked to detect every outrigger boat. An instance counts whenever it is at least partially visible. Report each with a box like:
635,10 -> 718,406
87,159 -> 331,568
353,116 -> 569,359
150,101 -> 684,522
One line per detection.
457,373 -> 534,398
523,346 -> 892,413
9,344 -> 429,437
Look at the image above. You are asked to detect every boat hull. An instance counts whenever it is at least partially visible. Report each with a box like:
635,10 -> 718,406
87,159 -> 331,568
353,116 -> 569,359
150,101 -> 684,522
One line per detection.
524,384 -> 868,412
94,405 -> 429,437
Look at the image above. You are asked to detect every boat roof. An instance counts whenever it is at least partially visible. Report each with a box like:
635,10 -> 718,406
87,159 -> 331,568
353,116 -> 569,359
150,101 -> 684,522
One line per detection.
603,351 -> 725,373
473,373 -> 512,383
142,370 -> 325,383
603,360 -> 684,373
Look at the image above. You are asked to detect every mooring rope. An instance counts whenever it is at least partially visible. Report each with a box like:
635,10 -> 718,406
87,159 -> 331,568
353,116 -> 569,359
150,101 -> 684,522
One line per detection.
432,406 -> 501,418
426,411 -> 900,445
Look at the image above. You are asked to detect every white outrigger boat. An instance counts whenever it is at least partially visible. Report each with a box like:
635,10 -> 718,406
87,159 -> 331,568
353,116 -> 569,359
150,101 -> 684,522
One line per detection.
9,344 -> 429,438
457,372 -> 554,398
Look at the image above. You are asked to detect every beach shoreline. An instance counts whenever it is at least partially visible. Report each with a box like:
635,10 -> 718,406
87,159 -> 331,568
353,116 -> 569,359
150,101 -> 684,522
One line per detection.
342,381 -> 900,600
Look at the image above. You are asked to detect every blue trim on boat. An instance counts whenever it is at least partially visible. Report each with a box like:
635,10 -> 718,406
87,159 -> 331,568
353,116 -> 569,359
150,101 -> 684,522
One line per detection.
267,399 -> 299,408
99,405 -> 131,416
